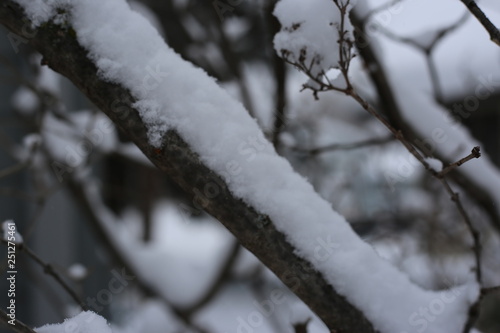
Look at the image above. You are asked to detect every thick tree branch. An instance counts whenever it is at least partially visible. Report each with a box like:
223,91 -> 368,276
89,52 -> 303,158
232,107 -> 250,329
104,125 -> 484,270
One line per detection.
0,2 -> 375,332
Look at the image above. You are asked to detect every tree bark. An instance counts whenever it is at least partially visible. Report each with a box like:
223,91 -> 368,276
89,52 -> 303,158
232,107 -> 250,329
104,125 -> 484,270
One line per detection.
0,1 -> 376,332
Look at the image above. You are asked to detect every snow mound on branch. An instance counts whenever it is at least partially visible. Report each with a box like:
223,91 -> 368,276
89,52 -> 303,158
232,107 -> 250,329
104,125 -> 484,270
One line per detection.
273,0 -> 353,80
36,311 -> 112,333
14,0 -> 479,332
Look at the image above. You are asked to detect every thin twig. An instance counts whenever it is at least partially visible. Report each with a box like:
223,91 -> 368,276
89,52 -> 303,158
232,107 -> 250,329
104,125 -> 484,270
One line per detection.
266,0 -> 288,149
345,1 -> 484,287
481,285 -> 500,295
290,135 -> 394,155
64,178 -> 213,333
438,179 -> 482,282
462,300 -> 481,333
438,146 -> 481,177
0,161 -> 30,179
10,52 -> 215,333
346,5 -> 484,332
427,55 -> 444,104
376,11 -> 468,52
22,245 -> 90,310
212,15 -> 257,119
361,0 -> 405,22
1,240 -> 89,311
374,11 -> 468,103
183,240 -> 241,314
0,309 -> 36,333
281,4 -> 486,330
0,136 -> 40,179
459,0 -> 500,46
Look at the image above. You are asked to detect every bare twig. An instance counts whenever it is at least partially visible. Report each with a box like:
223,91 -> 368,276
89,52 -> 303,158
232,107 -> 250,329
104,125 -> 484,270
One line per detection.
183,240 -> 241,314
58,161 -> 214,333
267,0 -> 288,149
0,161 -> 29,179
481,285 -> 500,295
361,0 -> 405,22
0,135 -> 40,179
290,135 -> 394,155
352,6 -> 500,230
1,240 -> 89,311
355,8 -> 484,330
376,11 -> 468,52
438,146 -> 481,177
427,55 -> 444,104
375,11 -> 468,103
212,15 -> 257,119
349,5 -> 483,285
462,300 -> 481,333
438,179 -> 482,282
459,0 -> 500,46
282,4 -> 486,330
335,1 -> 484,287
21,245 -> 89,309
0,309 -> 36,333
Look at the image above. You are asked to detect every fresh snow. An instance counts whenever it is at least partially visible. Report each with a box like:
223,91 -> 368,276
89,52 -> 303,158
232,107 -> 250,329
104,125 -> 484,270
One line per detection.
14,0 -> 479,332
112,202 -> 236,307
67,263 -> 88,281
11,86 -> 39,114
35,311 -> 112,333
112,300 -> 183,333
368,0 -> 500,101
73,178 -> 238,308
424,157 -> 443,172
2,220 -> 23,244
273,0 -> 352,81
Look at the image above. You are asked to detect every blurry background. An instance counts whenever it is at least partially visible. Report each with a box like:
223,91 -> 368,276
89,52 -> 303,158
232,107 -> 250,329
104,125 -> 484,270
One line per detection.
0,0 -> 500,332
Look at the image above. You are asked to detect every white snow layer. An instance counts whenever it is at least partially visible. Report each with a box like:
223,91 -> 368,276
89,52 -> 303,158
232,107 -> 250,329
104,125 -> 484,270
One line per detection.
15,1 -> 478,332
35,311 -> 112,333
2,220 -> 23,244
273,0 -> 352,80
111,202 -> 236,307
424,157 -> 443,172
11,86 -> 39,114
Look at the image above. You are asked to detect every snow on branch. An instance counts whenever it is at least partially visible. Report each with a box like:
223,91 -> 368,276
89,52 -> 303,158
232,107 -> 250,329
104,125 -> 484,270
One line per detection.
35,311 -> 112,333
0,1 -> 374,332
0,0 -> 478,332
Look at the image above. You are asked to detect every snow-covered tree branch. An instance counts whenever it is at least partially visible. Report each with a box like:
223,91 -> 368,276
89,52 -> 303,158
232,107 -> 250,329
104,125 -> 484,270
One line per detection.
1,0 -> 499,333
0,1 -> 378,332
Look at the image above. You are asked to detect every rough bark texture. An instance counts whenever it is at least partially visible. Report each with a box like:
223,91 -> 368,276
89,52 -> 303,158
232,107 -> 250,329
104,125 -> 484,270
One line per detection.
0,1 -> 377,332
